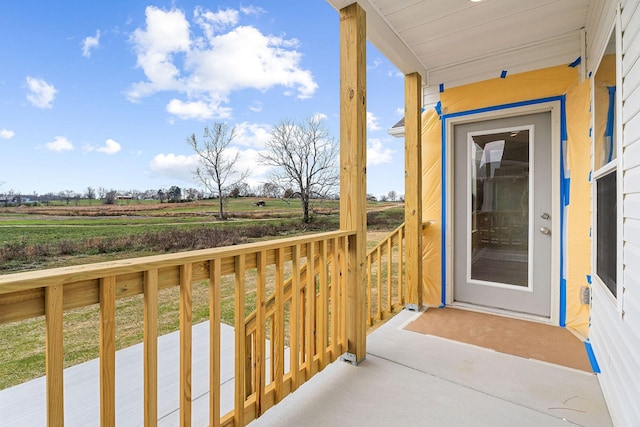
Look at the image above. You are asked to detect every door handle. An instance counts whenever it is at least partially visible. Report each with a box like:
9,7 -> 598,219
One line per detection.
540,227 -> 551,235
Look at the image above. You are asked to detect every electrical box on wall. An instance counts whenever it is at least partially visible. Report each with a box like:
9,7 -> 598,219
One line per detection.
580,286 -> 591,305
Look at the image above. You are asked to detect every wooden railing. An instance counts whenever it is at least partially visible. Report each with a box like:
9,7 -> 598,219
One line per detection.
0,230 -> 353,426
365,223 -> 406,327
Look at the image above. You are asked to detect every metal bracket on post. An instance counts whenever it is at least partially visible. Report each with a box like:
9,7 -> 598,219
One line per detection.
340,352 -> 365,366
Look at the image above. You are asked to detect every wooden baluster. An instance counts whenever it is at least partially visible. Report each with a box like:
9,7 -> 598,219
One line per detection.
144,269 -> 159,427
45,284 -> 64,427
305,242 -> 315,378
100,276 -> 116,427
255,251 -> 266,416
290,245 -> 300,391
209,258 -> 221,427
387,238 -> 393,313
399,226 -> 405,305
331,237 -> 340,358
377,247 -> 382,321
274,247 -> 285,402
318,239 -> 328,370
234,255 -> 246,426
367,253 -> 372,327
180,264 -> 193,426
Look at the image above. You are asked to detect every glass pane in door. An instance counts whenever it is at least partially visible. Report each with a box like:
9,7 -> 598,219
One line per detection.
469,129 -> 530,287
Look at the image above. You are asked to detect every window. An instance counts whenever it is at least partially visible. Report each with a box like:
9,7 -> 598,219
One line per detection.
593,29 -> 619,299
596,170 -> 616,296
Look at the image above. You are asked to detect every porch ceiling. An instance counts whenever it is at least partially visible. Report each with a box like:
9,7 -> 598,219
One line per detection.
327,0 -> 591,90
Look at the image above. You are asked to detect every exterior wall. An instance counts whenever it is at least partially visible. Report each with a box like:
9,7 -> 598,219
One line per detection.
589,0 -> 640,424
420,65 -> 592,338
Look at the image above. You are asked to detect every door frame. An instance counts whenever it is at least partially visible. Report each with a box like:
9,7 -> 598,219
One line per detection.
443,100 -> 561,324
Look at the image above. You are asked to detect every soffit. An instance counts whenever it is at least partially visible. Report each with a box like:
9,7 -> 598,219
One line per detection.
327,0 -> 591,89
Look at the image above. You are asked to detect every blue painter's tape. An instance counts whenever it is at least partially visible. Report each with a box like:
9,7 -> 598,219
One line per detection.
590,227 -> 592,237
563,178 -> 571,206
560,278 -> 567,327
439,83 -> 445,93
441,115 -> 447,307
421,107 -> 425,113
435,101 -> 442,116
568,57 -> 582,67
442,96 -> 565,120
587,275 -> 592,285
584,341 -> 601,373
588,170 -> 592,182
606,86 -> 616,163
589,127 -> 592,137
588,71 -> 593,77
500,70 -> 507,78
559,96 -> 568,326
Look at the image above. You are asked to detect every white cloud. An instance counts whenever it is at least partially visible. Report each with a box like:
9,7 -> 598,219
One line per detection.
166,99 -> 232,120
312,112 -> 328,122
26,76 -> 57,109
83,138 -> 121,154
149,146 -> 270,187
367,138 -> 394,166
127,6 -> 317,119
0,129 -> 15,139
194,7 -> 239,40
82,30 -> 101,57
367,111 -> 381,131
149,153 -> 198,182
396,107 -> 404,116
367,58 -> 383,70
249,101 -> 262,112
233,122 -> 271,148
45,136 -> 74,152
127,6 -> 191,100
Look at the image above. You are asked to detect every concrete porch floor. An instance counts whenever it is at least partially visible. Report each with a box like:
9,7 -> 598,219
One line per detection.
251,309 -> 612,427
0,310 -> 612,426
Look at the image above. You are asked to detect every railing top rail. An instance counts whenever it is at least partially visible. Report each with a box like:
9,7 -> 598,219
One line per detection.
0,229 -> 355,294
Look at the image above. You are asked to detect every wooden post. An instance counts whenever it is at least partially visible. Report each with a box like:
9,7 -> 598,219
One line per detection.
100,276 -> 116,427
45,284 -> 64,427
405,72 -> 423,310
179,264 -> 193,426
340,2 -> 367,365
144,269 -> 159,427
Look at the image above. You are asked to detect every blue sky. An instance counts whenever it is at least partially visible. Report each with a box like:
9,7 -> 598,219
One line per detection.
0,1 -> 405,199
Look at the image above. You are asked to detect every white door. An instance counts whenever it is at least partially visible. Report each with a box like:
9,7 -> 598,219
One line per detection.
453,112 -> 552,317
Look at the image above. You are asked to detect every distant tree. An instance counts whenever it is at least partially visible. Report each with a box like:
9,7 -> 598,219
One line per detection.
367,193 -> 377,202
261,182 -> 280,198
60,190 -> 75,205
184,187 -> 201,201
98,187 -> 107,200
187,122 -> 249,220
104,190 -> 117,205
388,190 -> 397,202
380,194 -> 389,202
259,117 -> 339,223
85,187 -> 96,200
157,189 -> 167,203
167,185 -> 182,203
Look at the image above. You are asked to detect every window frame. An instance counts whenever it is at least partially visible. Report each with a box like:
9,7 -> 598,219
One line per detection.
591,12 -> 624,312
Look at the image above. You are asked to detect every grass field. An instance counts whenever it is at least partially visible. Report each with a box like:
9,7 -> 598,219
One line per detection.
0,197 -> 404,389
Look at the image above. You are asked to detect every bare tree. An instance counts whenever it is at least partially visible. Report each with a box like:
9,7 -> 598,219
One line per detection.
187,123 -> 249,219
260,117 -> 339,223
388,190 -> 397,202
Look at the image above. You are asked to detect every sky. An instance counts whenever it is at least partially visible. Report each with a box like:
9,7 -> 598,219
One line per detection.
0,0 -> 406,200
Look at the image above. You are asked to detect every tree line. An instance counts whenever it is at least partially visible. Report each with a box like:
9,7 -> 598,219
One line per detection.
2,116 -> 402,222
